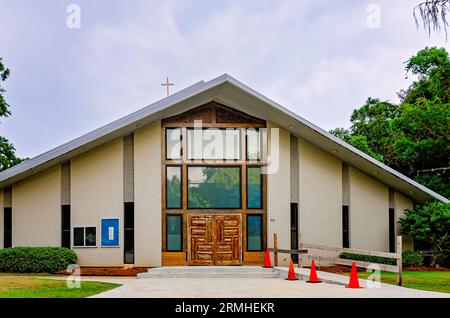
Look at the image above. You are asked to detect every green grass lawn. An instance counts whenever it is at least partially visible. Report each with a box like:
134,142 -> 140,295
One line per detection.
348,270 -> 450,294
0,276 -> 120,298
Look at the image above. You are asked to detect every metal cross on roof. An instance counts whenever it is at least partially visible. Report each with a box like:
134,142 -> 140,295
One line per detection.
161,77 -> 174,97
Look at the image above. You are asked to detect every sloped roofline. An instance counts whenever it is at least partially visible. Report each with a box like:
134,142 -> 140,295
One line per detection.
0,74 -> 447,203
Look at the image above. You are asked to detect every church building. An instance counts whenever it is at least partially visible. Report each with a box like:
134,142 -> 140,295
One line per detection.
0,74 -> 447,267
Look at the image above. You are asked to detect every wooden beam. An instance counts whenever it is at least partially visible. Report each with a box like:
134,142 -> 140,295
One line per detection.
268,248 -> 308,254
397,236 -> 403,286
273,233 -> 278,267
335,259 -> 399,273
301,242 -> 401,260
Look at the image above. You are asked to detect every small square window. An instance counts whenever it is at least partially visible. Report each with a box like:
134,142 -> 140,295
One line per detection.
73,226 -> 97,247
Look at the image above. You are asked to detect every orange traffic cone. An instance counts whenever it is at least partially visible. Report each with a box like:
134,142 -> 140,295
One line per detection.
306,259 -> 321,283
285,259 -> 298,280
346,261 -> 362,288
263,248 -> 272,268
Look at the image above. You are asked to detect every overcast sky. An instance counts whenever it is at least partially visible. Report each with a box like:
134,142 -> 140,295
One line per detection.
0,0 -> 447,158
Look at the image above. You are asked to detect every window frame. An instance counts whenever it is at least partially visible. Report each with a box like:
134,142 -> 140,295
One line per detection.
165,128 -> 182,160
166,165 -> 183,209
246,166 -> 263,210
73,226 -> 97,248
186,165 -> 242,210
186,127 -> 242,161
246,214 -> 263,252
166,214 -> 183,252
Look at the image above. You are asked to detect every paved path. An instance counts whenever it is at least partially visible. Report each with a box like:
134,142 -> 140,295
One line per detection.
87,273 -> 448,298
33,269 -> 449,298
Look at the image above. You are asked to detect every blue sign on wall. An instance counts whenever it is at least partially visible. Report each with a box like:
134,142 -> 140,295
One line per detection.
101,219 -> 119,247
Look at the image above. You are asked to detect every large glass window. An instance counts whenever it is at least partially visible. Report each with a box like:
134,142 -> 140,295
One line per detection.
247,215 -> 263,251
166,166 -> 182,209
166,128 -> 182,159
247,167 -> 262,209
187,128 -> 241,160
188,166 -> 241,208
246,128 -> 262,161
166,215 -> 182,251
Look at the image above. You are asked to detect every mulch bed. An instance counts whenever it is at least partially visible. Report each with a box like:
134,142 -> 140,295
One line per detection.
56,265 -> 449,276
58,267 -> 149,276
316,265 -> 351,274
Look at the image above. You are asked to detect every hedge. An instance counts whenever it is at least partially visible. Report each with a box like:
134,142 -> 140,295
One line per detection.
402,251 -> 424,267
339,252 -> 397,266
0,247 -> 77,273
339,251 -> 424,268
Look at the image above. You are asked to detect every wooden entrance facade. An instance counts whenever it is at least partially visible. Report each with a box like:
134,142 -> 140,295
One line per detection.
161,102 -> 268,266
188,214 -> 241,265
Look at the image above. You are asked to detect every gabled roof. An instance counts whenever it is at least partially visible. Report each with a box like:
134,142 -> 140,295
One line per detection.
0,74 -> 447,203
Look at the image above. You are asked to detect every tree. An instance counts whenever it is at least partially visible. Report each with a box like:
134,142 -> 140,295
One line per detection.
331,47 -> 450,199
414,0 -> 450,38
399,202 -> 450,267
0,57 -> 23,171
0,57 -> 11,117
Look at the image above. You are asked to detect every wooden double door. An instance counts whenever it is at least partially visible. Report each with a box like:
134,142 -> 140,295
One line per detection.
188,214 -> 242,266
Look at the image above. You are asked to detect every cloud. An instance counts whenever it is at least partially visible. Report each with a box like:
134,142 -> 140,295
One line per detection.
0,0 -> 447,157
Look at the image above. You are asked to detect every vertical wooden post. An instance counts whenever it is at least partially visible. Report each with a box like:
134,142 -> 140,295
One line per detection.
298,232 -> 302,268
273,233 -> 278,267
397,236 -> 403,287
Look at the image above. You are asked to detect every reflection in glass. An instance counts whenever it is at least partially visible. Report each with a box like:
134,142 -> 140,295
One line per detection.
85,227 -> 97,246
247,215 -> 262,251
74,228 -> 84,247
247,167 -> 262,209
188,166 -> 241,208
167,215 -> 182,251
166,166 -> 182,209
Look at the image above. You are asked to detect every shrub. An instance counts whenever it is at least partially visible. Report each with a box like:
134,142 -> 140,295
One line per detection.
402,250 -> 424,267
339,251 -> 424,267
0,247 -> 77,273
339,252 -> 396,265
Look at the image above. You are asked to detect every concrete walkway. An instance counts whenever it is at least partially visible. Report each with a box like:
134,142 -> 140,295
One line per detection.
82,269 -> 449,298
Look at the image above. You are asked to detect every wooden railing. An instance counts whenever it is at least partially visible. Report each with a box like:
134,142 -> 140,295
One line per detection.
268,234 -> 308,267
270,233 -> 403,286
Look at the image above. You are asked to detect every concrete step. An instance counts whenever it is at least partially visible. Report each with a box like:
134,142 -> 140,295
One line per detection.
138,266 -> 280,279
